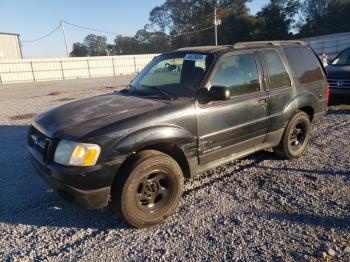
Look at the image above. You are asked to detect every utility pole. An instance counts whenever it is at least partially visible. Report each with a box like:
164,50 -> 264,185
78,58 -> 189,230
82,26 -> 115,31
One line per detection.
214,6 -> 218,46
213,5 -> 221,46
60,20 -> 69,57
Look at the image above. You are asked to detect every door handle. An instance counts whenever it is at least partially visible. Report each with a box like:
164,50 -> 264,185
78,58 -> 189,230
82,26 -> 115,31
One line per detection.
253,98 -> 267,105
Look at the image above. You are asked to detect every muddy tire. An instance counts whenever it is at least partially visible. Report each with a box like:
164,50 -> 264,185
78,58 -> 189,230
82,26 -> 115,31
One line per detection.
274,111 -> 311,159
111,150 -> 184,228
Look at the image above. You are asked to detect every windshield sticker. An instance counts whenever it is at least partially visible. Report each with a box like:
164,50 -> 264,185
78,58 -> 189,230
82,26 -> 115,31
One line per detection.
184,54 -> 207,61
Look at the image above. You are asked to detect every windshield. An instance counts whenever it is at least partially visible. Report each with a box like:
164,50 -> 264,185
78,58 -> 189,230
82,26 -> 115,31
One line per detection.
128,53 -> 214,99
332,48 -> 350,66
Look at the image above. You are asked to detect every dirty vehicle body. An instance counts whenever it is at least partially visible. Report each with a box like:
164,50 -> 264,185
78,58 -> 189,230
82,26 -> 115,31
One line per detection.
28,41 -> 328,227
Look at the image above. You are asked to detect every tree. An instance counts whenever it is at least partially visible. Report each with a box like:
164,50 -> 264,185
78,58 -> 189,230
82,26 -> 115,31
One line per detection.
113,30 -> 171,55
149,0 -> 212,47
83,34 -> 108,56
114,35 -> 142,55
254,0 -> 301,40
70,42 -> 89,57
299,0 -> 350,37
134,29 -> 170,53
148,0 -> 256,47
218,0 -> 256,44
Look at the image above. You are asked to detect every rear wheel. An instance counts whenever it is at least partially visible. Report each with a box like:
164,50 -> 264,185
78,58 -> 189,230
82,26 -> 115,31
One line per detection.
111,150 -> 184,228
274,111 -> 311,159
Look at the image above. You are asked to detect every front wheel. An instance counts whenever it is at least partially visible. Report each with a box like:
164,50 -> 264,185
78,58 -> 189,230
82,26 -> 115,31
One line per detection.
274,111 -> 311,159
111,150 -> 184,228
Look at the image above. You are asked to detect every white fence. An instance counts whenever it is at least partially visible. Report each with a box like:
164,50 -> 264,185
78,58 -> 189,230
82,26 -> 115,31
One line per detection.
0,54 -> 158,85
304,32 -> 350,57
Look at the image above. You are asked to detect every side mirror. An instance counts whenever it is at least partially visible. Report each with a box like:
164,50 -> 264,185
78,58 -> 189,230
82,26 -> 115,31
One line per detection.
197,88 -> 211,104
209,86 -> 230,101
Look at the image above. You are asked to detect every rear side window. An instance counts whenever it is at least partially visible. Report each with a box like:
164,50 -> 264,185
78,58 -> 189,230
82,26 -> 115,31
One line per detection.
284,46 -> 324,84
263,50 -> 291,89
210,53 -> 260,97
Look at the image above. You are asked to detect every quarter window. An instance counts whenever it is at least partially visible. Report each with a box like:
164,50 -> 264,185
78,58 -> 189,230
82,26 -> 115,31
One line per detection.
284,46 -> 324,84
263,51 -> 290,89
210,53 -> 260,97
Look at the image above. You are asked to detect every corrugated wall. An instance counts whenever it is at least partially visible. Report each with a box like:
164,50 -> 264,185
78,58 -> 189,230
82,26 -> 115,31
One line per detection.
0,34 -> 22,60
0,54 -> 158,84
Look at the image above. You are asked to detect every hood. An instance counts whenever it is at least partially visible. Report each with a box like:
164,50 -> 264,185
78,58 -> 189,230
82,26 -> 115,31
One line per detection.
326,65 -> 350,79
33,93 -> 166,139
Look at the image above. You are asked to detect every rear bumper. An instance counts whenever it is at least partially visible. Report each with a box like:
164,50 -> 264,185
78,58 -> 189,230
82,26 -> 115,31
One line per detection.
29,147 -> 113,210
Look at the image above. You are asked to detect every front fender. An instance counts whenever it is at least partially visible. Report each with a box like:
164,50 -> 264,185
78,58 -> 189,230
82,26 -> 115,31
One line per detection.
111,125 -> 196,155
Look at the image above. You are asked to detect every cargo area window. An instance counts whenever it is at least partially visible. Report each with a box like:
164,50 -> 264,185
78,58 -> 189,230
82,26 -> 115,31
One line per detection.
284,46 -> 324,84
263,50 -> 291,89
209,53 -> 260,97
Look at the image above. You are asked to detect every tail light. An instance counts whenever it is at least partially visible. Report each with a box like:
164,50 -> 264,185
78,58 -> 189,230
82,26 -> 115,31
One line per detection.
326,83 -> 330,105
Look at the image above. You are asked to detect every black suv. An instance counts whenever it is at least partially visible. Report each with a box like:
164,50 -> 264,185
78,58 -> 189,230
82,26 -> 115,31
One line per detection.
28,41 -> 328,227
326,47 -> 350,101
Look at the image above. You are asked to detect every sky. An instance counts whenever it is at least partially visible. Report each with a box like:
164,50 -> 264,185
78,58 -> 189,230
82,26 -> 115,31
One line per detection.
0,0 -> 269,58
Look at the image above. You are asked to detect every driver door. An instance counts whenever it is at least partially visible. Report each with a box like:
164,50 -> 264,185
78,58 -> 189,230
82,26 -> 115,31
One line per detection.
196,51 -> 270,164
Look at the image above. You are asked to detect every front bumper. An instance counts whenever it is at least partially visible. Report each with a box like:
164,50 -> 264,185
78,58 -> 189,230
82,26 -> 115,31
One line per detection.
28,146 -> 118,210
330,88 -> 350,97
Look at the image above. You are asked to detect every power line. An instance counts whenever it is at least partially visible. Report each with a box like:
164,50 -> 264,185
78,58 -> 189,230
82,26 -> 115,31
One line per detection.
21,24 -> 61,43
64,20 -> 127,36
167,26 -> 215,39
20,20 -> 216,46
64,20 -> 215,39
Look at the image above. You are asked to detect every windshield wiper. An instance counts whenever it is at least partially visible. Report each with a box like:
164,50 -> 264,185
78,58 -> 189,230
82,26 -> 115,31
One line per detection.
140,85 -> 174,101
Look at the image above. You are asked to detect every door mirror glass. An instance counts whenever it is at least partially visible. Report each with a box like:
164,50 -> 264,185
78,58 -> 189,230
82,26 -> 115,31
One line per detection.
209,86 -> 230,101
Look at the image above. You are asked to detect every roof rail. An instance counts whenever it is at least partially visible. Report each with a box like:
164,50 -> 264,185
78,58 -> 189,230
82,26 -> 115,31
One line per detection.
233,40 -> 307,49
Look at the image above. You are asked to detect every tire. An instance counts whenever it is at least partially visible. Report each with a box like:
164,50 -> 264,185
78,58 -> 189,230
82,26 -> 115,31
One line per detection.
274,111 -> 311,159
111,150 -> 184,228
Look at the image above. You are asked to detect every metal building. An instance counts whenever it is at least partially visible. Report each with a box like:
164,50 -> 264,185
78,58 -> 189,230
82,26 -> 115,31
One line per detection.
0,32 -> 23,59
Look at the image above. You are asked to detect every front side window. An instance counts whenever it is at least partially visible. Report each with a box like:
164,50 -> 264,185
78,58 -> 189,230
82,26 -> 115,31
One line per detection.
129,53 -> 213,99
209,53 -> 260,97
263,50 -> 291,89
332,48 -> 350,66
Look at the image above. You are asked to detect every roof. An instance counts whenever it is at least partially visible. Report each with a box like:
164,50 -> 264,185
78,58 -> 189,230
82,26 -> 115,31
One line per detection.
233,40 -> 307,49
0,32 -> 20,36
176,45 -> 233,54
177,40 -> 307,53
165,40 -> 308,56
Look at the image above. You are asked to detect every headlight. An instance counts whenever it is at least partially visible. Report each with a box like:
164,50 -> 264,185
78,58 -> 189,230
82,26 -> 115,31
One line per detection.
54,140 -> 101,167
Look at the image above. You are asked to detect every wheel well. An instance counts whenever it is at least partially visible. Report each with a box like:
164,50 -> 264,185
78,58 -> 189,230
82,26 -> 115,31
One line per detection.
298,106 -> 314,121
114,143 -> 191,181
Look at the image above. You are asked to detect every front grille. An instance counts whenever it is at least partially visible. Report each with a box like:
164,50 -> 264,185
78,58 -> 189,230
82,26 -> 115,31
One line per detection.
28,126 -> 54,163
327,79 -> 350,88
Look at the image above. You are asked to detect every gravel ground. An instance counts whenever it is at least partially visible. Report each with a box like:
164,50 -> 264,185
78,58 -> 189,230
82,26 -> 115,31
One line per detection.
0,78 -> 349,261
